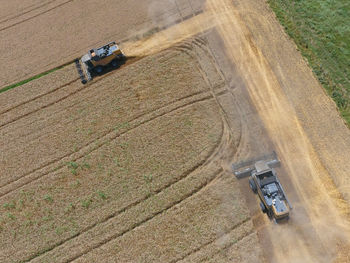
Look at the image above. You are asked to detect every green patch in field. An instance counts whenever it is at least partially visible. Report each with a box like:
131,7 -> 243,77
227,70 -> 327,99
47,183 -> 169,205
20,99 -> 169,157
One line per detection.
81,198 -> 93,209
64,203 -> 75,214
43,195 -> 53,203
0,66 -> 64,93
82,162 -> 91,169
3,201 -> 16,210
97,191 -> 108,200
268,0 -> 350,124
143,173 -> 153,183
67,161 -> 79,175
341,110 -> 350,124
7,213 -> 16,220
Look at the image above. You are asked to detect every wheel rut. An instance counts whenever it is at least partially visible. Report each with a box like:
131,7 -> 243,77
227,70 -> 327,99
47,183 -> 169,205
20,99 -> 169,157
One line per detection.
27,118 -> 229,263
0,89 -> 219,198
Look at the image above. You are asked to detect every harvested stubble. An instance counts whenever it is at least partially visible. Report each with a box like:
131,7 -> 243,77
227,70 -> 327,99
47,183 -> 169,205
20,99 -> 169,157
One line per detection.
0,47 -> 247,262
0,51 -> 207,187
73,175 -> 253,263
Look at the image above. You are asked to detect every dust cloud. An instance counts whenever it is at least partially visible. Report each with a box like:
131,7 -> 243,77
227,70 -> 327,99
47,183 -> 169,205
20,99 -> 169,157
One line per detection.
122,0 -> 350,262
121,11 -> 215,57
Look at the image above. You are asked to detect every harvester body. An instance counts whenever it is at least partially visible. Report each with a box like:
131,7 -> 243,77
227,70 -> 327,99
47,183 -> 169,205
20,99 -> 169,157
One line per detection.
76,41 -> 125,84
232,152 -> 292,221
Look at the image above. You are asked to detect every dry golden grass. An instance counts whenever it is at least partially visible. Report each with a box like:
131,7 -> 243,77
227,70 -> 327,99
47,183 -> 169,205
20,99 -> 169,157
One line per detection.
0,44 -> 251,262
73,174 -> 251,263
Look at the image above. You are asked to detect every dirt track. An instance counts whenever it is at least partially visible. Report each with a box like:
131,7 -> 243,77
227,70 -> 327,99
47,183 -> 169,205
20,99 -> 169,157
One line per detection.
202,0 -> 350,261
1,0 -> 350,262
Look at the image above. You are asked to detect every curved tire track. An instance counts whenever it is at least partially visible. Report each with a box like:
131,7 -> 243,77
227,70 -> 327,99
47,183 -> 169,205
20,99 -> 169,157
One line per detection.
0,89 -> 224,198
27,115 -> 229,263
0,49 -> 216,194
71,172 -> 225,263
174,36 -> 243,150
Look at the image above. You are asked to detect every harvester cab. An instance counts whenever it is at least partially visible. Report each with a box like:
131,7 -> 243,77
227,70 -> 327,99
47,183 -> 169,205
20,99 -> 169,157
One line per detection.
232,152 -> 292,221
75,41 -> 125,84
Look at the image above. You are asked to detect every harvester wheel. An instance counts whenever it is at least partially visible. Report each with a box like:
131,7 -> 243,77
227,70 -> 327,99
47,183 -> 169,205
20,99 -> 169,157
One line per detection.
260,202 -> 267,213
94,66 -> 103,74
249,178 -> 257,193
111,59 -> 119,68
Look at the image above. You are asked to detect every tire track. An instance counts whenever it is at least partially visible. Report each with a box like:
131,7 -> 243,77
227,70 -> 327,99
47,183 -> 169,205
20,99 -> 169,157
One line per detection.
0,58 -> 79,113
171,5 -> 255,262
0,78 -> 79,128
0,49 -> 215,189
26,115 -> 228,263
174,35 -> 243,149
0,56 -> 142,130
61,120 -> 229,262
0,77 -> 78,117
1,84 -> 219,149
0,2 -> 46,21
201,39 -> 248,158
0,89 -> 223,198
0,0 -> 58,24
197,232 -> 256,263
0,0 -> 75,33
180,0 -> 245,153
189,34 -> 248,161
172,218 -> 253,263
181,41 -> 234,134
71,172 -> 224,263
0,78 -> 80,129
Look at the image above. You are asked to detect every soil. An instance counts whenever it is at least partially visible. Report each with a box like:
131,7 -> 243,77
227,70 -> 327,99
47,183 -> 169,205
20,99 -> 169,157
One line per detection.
1,0 -> 350,262
0,41 -> 254,262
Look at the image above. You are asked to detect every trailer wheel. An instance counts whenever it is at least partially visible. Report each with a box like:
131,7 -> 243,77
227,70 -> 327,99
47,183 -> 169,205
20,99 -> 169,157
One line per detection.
249,178 -> 257,193
260,202 -> 267,213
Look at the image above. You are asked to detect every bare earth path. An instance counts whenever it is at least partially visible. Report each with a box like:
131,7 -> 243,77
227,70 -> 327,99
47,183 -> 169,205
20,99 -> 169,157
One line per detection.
202,0 -> 350,262
1,0 -> 350,262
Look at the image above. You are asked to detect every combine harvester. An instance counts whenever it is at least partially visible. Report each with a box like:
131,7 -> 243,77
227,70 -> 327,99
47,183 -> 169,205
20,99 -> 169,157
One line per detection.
232,152 -> 292,221
75,41 -> 125,84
